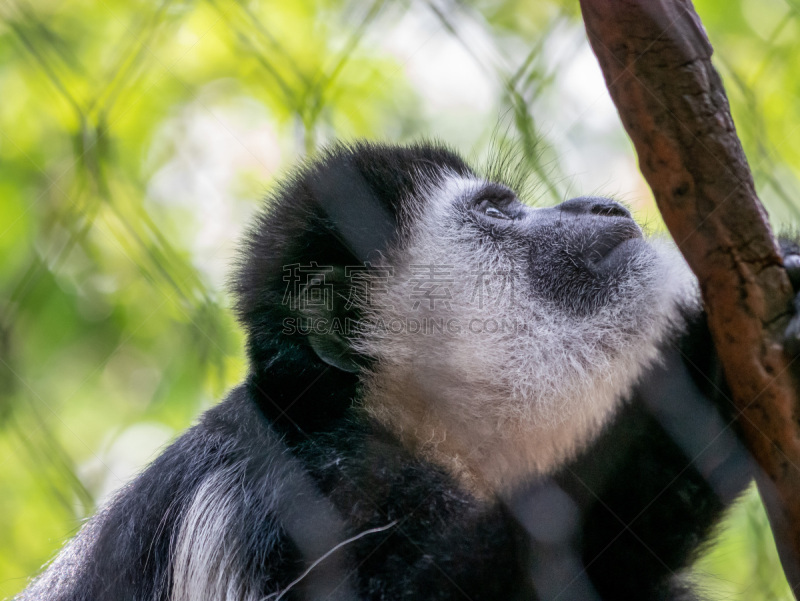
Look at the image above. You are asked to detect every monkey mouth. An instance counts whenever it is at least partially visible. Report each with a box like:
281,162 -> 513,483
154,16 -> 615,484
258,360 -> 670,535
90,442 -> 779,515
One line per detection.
585,223 -> 645,268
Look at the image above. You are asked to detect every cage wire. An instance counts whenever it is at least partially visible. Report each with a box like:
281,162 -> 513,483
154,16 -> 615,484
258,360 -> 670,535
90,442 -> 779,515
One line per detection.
1,0 -> 799,598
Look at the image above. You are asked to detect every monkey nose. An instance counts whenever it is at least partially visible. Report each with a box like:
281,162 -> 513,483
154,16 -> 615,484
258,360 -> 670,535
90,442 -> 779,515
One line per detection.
556,196 -> 632,220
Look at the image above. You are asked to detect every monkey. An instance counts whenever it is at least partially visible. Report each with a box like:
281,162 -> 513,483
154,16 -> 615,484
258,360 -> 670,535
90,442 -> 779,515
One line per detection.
18,141 -> 800,600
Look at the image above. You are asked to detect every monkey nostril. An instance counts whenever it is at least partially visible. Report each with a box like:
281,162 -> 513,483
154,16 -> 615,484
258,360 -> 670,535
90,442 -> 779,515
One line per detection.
591,203 -> 631,219
556,196 -> 632,220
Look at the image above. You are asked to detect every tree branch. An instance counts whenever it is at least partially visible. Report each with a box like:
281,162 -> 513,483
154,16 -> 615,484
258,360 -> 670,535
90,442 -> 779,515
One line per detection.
579,0 -> 800,592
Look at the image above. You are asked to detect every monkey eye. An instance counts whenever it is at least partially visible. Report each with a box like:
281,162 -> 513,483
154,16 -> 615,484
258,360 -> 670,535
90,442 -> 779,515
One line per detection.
483,205 -> 512,220
472,184 -> 518,220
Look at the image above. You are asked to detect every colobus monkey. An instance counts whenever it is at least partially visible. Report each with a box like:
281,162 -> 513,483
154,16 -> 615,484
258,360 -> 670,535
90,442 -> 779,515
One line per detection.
19,142 -> 800,600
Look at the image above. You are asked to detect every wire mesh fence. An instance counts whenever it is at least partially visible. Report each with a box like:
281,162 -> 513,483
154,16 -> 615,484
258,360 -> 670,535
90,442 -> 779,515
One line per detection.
1,0 -> 800,598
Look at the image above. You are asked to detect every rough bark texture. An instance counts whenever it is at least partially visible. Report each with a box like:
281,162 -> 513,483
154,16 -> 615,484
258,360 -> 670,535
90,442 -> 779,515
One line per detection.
579,0 -> 800,593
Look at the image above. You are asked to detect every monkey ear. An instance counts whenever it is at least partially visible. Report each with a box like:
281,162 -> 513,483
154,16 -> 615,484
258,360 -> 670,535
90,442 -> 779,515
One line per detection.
299,267 -> 361,373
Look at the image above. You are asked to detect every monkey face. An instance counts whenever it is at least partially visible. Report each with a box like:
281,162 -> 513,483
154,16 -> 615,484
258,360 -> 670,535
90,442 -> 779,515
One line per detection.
234,143 -> 698,490
364,172 -> 687,331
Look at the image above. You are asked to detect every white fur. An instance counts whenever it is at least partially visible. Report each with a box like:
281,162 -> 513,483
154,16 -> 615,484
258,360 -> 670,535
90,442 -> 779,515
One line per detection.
171,451 -> 357,601
357,173 -> 698,494
171,470 -> 261,601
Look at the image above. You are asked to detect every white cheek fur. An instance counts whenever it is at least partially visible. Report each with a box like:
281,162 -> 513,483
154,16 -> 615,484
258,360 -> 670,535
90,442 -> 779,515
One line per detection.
356,173 -> 698,494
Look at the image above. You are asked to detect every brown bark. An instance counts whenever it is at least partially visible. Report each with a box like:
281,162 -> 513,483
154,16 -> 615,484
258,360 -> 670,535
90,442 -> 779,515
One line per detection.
578,0 -> 800,593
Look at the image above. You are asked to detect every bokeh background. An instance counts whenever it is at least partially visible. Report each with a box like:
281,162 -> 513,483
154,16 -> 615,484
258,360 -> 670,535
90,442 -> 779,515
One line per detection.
1,0 -> 800,598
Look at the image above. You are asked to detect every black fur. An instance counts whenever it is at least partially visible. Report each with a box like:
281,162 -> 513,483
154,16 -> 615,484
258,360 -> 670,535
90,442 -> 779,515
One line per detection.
19,142 -> 800,601
542,316 -> 753,600
231,142 -> 472,436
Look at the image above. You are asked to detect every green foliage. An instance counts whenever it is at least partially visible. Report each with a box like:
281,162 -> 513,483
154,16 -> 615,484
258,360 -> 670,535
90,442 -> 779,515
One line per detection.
694,485 -> 794,600
0,0 -> 798,598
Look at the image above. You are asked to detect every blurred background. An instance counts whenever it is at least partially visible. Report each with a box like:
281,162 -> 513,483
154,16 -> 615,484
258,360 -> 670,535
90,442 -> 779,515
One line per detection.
1,0 -> 799,597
